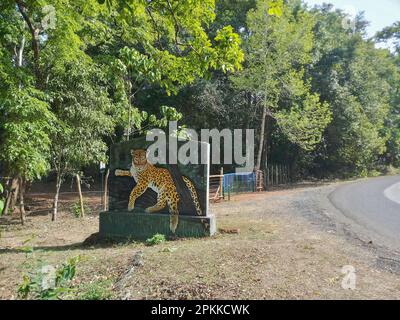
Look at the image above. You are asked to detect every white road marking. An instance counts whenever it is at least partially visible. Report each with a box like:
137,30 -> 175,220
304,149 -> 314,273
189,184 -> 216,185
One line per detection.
384,182 -> 400,205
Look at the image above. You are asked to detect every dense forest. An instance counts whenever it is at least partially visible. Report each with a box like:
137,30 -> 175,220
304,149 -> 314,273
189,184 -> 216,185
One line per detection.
1,0 -> 399,218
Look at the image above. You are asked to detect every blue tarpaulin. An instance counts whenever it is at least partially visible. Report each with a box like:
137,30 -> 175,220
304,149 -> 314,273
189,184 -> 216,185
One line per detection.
222,172 -> 256,193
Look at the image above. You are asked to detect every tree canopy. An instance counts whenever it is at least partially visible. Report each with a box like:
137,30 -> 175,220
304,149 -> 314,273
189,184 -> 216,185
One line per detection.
0,0 -> 244,218
0,0 -> 399,216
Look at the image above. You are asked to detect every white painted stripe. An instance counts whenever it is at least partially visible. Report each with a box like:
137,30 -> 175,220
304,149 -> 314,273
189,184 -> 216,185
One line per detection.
384,182 -> 400,205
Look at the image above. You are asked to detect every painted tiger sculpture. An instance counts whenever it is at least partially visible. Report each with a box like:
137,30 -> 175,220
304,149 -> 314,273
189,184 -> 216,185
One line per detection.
115,149 -> 203,234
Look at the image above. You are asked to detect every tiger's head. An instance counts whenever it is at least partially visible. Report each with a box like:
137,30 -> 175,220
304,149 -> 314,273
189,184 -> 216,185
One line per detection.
131,149 -> 148,167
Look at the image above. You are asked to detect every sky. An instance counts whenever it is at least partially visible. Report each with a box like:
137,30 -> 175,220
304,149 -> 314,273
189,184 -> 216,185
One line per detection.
303,0 -> 400,38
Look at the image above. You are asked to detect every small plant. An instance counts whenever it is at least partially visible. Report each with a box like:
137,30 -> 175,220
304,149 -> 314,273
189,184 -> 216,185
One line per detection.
69,201 -> 91,218
145,233 -> 166,246
18,245 -> 34,254
77,280 -> 113,300
17,256 -> 80,300
17,235 -> 37,256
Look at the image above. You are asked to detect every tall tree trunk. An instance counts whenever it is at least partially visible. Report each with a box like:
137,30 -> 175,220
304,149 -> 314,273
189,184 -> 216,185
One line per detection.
261,116 -> 269,171
76,174 -> 85,217
17,35 -> 25,68
256,106 -> 267,170
18,177 -> 26,225
4,177 -> 19,216
52,172 -> 62,221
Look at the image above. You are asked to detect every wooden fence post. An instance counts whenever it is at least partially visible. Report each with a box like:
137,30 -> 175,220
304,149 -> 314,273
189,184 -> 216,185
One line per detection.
220,167 -> 224,200
103,168 -> 109,211
76,174 -> 85,218
271,165 -> 274,186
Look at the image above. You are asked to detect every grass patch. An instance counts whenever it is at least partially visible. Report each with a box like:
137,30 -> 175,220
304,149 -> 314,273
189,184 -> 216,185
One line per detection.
77,280 -> 113,300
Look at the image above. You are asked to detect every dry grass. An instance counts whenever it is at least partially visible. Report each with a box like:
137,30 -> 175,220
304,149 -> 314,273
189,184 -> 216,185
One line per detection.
1,184 -> 400,300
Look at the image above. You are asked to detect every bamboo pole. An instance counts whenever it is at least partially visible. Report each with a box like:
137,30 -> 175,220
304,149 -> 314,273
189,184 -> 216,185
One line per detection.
76,174 -> 85,217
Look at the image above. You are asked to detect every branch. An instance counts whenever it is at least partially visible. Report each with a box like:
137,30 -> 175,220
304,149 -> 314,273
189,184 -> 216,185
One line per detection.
15,1 -> 35,35
15,0 -> 42,88
145,6 -> 164,50
165,0 -> 182,54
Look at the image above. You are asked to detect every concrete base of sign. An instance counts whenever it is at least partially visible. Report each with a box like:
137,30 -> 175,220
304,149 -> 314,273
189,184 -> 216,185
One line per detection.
99,211 -> 216,240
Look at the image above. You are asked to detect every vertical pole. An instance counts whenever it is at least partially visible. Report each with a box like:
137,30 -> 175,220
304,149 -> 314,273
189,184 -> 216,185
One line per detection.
285,165 -> 288,184
104,168 -> 110,211
263,170 -> 266,191
100,170 -> 103,210
18,177 -> 25,225
271,165 -> 273,186
277,165 -> 279,185
76,174 -> 85,218
219,167 -> 224,200
283,165 -> 286,184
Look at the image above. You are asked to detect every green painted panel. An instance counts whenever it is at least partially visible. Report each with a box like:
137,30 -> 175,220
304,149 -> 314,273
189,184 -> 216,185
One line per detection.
99,212 -> 216,240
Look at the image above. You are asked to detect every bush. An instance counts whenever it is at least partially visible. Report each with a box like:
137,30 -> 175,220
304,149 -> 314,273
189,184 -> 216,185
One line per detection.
145,234 -> 166,246
69,201 -> 92,218
17,256 -> 80,300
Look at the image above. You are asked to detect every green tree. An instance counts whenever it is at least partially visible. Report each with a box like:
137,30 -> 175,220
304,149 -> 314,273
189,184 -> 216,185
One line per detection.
47,62 -> 115,221
376,21 -> 400,168
0,89 -> 55,223
307,5 -> 398,176
376,21 -> 400,54
233,0 -> 331,170
0,0 -> 244,222
0,0 -> 104,219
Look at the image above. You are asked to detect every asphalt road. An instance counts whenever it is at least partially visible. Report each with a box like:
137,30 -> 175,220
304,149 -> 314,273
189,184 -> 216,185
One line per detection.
329,175 -> 400,246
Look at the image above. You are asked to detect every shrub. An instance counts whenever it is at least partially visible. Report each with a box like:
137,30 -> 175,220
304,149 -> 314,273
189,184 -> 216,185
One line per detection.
17,256 -> 80,300
145,234 -> 166,246
69,201 -> 92,218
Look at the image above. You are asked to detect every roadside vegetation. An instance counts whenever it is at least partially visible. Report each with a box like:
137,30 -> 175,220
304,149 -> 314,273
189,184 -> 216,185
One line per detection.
0,0 -> 399,300
1,1 -> 399,221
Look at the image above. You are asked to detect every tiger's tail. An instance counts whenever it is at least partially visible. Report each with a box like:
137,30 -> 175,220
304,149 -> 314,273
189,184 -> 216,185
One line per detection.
182,176 -> 210,231
182,176 -> 202,216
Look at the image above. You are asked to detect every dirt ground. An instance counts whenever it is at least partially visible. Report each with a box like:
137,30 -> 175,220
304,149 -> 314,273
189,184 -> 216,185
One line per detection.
1,182 -> 400,300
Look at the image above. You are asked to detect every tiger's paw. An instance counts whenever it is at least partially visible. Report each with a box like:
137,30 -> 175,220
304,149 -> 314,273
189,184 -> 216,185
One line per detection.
169,216 -> 179,234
